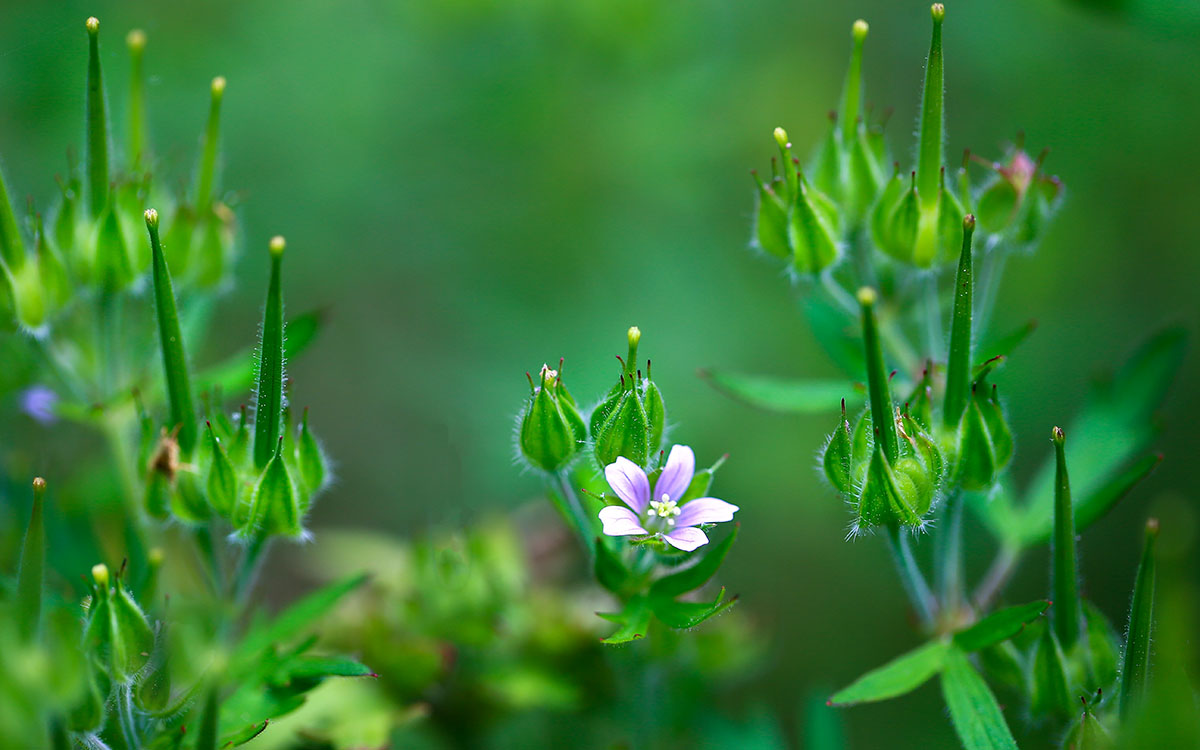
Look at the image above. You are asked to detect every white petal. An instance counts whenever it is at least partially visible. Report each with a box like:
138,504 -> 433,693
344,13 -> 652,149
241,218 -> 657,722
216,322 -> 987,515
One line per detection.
663,526 -> 709,551
676,497 -> 739,527
605,456 -> 650,513
599,505 -> 648,537
653,445 -> 695,504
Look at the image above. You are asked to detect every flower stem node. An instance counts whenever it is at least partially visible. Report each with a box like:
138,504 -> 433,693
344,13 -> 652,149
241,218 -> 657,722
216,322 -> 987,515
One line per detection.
518,360 -> 587,472
589,327 -> 667,469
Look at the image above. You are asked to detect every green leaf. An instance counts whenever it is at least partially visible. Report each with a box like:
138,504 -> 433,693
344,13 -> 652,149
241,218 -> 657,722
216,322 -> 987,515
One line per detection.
649,525 -> 738,600
1118,519 -> 1159,720
829,640 -> 948,707
599,597 -> 652,644
193,310 -> 325,395
1022,453 -> 1161,546
940,646 -> 1019,750
594,538 -> 632,595
699,369 -> 855,414
954,600 -> 1050,652
234,572 -> 367,667
283,656 -> 376,681
802,295 -> 867,378
651,587 -> 736,630
975,320 -> 1036,365
147,210 -> 198,455
1018,327 -> 1186,543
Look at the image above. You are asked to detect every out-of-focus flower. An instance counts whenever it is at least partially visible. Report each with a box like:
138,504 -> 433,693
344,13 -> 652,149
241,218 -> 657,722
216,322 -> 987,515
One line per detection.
598,445 -> 738,552
19,385 -> 58,424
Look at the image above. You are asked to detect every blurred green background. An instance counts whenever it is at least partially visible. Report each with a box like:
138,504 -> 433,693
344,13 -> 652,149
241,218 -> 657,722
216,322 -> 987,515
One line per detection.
1,0 -> 1197,746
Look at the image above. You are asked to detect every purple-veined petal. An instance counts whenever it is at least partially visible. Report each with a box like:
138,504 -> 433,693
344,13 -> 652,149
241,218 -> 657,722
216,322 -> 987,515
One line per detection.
605,456 -> 650,513
653,444 -> 695,505
599,505 -> 648,537
676,497 -> 739,528
663,526 -> 709,552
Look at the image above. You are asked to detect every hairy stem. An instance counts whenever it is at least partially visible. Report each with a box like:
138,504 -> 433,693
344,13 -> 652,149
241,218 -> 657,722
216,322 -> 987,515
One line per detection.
886,523 -> 938,628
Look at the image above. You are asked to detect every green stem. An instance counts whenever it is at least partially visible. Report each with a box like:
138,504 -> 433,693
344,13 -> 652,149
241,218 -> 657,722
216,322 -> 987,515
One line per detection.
935,489 -> 964,614
553,471 -> 594,561
886,523 -> 937,628
118,684 -> 141,750
972,543 -> 1020,612
233,534 -> 270,606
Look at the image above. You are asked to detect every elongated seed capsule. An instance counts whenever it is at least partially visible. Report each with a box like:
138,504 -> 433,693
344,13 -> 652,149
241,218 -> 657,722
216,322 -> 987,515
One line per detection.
85,17 -> 110,218
195,76 -> 226,211
915,4 -> 945,210
127,29 -> 148,169
146,209 -> 198,454
1118,518 -> 1159,720
943,215 -> 976,426
253,236 -> 287,468
16,477 -> 47,639
858,287 -> 898,461
1051,426 -> 1082,649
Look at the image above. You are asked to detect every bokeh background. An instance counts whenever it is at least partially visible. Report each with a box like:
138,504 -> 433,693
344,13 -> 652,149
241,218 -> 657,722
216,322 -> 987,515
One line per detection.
1,0 -> 1197,746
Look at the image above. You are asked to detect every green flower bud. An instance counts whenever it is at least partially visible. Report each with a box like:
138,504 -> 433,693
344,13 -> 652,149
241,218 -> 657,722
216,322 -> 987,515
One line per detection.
973,141 -> 1063,245
590,327 -> 666,468
822,399 -> 853,494
83,563 -> 154,682
953,377 -> 1013,491
751,129 -> 840,274
244,438 -> 303,538
519,360 -> 585,472
204,420 -> 238,520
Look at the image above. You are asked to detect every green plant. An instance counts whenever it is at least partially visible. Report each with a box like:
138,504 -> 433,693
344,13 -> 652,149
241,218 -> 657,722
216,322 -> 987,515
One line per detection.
707,5 -> 1194,748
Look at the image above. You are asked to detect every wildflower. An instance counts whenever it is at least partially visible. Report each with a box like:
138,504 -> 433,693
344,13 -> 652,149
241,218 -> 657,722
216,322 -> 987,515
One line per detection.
598,445 -> 738,551
19,385 -> 58,424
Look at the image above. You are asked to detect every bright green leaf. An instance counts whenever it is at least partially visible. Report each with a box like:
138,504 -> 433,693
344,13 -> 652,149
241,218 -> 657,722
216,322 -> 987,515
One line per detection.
829,640 -> 949,707
940,646 -> 1019,750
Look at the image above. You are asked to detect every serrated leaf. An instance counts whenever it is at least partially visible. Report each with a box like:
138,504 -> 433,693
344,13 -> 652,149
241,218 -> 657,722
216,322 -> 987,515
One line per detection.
954,600 -> 1050,652
651,587 -> 736,629
941,646 -> 1019,750
700,369 -> 855,414
599,597 -> 651,644
649,525 -> 738,600
829,640 -> 949,707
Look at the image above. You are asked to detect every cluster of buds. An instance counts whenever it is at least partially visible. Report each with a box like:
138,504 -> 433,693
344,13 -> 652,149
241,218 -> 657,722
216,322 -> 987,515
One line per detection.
0,18 -> 235,334
518,326 -> 667,473
822,217 -> 1014,531
752,5 -> 1061,274
138,219 -> 328,538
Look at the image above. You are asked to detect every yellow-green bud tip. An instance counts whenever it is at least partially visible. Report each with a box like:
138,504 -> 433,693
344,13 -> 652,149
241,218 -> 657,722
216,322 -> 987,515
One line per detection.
126,29 -> 146,51
1145,517 -> 1159,536
148,547 -> 165,566
963,213 -> 976,231
627,326 -> 641,347
1051,425 -> 1065,444
269,235 -> 286,257
91,563 -> 109,587
852,19 -> 869,41
773,127 -> 790,149
211,76 -> 227,99
85,17 -> 99,34
32,476 -> 46,492
931,3 -> 945,22
856,286 -> 878,307
144,208 -> 159,227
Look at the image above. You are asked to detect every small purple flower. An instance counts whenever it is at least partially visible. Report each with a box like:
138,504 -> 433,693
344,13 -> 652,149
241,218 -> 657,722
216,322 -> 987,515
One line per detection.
20,385 -> 59,425
598,444 -> 738,552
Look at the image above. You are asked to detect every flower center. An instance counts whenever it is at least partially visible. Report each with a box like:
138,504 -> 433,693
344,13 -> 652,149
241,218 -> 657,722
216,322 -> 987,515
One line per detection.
646,493 -> 681,528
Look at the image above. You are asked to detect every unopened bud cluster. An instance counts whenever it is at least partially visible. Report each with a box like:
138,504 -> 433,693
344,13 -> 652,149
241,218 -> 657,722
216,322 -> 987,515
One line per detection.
751,6 -> 1061,274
